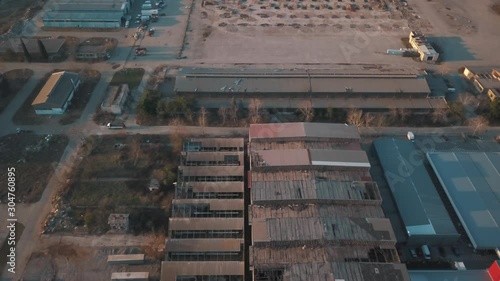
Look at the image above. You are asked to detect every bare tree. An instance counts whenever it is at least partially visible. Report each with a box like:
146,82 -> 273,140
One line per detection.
248,98 -> 263,124
362,112 -> 376,127
185,111 -> 194,125
467,116 -> 489,136
347,109 -> 364,127
388,108 -> 410,125
398,108 -> 410,123
218,106 -> 228,126
129,138 -> 142,167
431,107 -> 448,125
198,107 -> 208,133
298,99 -> 314,122
229,100 -> 239,126
373,114 -> 387,127
388,107 -> 399,125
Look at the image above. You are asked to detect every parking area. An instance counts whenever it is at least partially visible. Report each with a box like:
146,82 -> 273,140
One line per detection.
124,0 -> 192,61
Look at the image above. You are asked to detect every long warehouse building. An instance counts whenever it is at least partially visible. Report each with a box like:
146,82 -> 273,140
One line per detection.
248,123 -> 410,281
161,138 -> 246,281
42,0 -> 131,28
427,152 -> 500,250
374,138 -> 460,246
173,68 -> 447,111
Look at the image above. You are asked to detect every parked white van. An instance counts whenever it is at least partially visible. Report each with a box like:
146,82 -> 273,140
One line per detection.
421,245 -> 431,260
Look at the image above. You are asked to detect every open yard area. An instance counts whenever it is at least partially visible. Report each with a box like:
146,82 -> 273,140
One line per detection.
184,0 -> 418,64
0,69 -> 33,113
176,0 -> 500,66
22,235 -> 163,281
110,68 -> 145,90
0,132 -> 69,203
44,134 -> 177,235
405,0 -> 500,65
12,69 -> 101,125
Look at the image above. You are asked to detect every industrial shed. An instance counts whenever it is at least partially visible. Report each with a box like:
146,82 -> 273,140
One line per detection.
249,122 -> 360,143
42,0 -> 129,28
42,0 -> 128,29
173,68 -> 447,111
162,138 -> 246,281
43,11 -> 124,28
0,38 -> 65,61
373,139 -> 459,246
251,148 -> 371,170
427,152 -> 500,250
174,75 -> 432,98
32,71 -> 80,115
248,123 -> 410,281
101,84 -> 129,114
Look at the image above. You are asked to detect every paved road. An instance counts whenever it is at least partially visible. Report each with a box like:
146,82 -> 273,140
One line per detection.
0,71 -> 45,135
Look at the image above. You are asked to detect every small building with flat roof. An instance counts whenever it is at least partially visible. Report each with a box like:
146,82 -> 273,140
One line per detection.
374,139 -> 459,246
32,71 -> 80,115
427,152 -> 500,250
409,31 -> 439,62
101,84 -> 129,114
462,66 -> 500,101
108,213 -> 130,232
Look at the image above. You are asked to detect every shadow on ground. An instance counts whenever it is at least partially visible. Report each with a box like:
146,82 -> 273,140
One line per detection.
426,36 -> 476,62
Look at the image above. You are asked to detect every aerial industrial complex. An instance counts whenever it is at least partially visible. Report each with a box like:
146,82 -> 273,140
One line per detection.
1,0 -> 500,279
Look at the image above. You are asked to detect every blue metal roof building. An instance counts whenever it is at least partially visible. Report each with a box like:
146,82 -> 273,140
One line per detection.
374,138 -> 459,246
427,152 -> 500,250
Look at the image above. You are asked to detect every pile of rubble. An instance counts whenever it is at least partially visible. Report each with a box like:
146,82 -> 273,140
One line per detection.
43,196 -> 75,234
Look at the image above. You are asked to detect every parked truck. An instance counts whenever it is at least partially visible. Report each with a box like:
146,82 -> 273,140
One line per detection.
142,9 -> 158,16
107,122 -> 126,129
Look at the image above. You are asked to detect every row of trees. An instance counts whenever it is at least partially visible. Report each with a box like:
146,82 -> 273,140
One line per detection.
137,91 -> 500,128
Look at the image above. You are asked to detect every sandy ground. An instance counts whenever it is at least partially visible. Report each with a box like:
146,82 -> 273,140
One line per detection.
19,233 -> 162,281
179,0 -> 500,67
408,0 -> 500,66
185,0 -> 419,64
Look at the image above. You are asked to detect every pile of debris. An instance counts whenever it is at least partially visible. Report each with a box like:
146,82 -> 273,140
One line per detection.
43,196 -> 75,234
